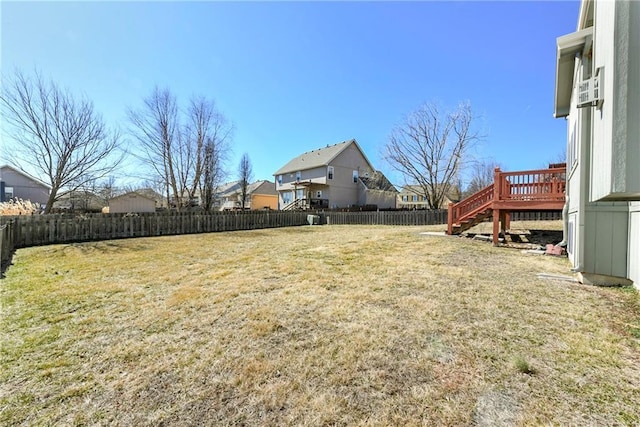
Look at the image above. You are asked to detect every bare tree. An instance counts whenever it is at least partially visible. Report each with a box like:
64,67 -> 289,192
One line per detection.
0,70 -> 122,213
201,132 -> 230,212
464,159 -> 501,198
238,153 -> 253,210
383,101 -> 480,209
128,87 -> 180,208
96,176 -> 118,206
129,88 -> 232,210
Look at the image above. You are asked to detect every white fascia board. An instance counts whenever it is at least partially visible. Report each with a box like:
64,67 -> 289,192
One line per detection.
554,27 -> 594,118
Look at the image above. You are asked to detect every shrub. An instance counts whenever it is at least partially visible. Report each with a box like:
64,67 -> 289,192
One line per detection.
0,199 -> 39,215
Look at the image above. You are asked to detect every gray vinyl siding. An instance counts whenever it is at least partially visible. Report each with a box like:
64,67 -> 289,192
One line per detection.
629,203 -> 640,286
0,166 -> 50,205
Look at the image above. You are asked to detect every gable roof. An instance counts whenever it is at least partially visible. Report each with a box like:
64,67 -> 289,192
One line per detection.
216,180 -> 277,197
274,139 -> 373,176
110,191 -> 157,203
0,164 -> 51,189
251,180 -> 277,195
360,171 -> 397,192
399,184 -> 462,203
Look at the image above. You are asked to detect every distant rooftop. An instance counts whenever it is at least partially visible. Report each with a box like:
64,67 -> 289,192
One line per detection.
274,139 -> 362,175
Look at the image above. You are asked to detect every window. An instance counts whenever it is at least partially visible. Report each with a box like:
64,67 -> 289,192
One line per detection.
327,166 -> 334,180
567,218 -> 575,257
353,170 -> 358,183
402,195 -> 408,202
5,186 -> 14,200
316,190 -> 322,198
277,175 -> 282,185
568,122 -> 577,169
282,191 -> 292,204
296,171 -> 301,182
412,195 -> 418,202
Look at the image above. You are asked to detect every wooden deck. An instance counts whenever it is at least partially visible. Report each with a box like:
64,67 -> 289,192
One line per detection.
447,166 -> 566,245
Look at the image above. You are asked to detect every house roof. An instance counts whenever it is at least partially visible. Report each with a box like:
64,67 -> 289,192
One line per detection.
110,191 -> 157,203
134,188 -> 164,202
217,180 -> 276,197
554,0 -> 594,119
0,164 -> 52,189
359,171 -> 397,192
252,180 -> 277,195
399,184 -> 461,203
274,139 -> 373,176
216,180 -> 242,196
554,27 -> 593,118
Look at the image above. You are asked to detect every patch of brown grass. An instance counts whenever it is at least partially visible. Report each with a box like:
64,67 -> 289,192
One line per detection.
1,224 -> 639,425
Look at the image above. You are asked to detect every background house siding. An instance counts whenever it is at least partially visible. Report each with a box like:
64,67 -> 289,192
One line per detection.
361,190 -> 396,209
0,167 -> 49,205
109,194 -> 156,213
251,194 -> 278,210
277,166 -> 327,190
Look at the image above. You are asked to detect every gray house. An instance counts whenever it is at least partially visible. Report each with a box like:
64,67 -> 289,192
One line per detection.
554,0 -> 640,287
0,165 -> 50,206
274,139 -> 396,210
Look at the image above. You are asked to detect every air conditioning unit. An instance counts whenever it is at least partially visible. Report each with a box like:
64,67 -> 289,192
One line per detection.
577,67 -> 603,108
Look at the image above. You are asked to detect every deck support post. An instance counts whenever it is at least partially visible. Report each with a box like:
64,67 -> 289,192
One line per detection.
499,210 -> 510,233
492,208 -> 500,246
447,202 -> 454,235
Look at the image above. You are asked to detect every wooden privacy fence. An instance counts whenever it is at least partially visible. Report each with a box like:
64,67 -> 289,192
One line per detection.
0,209 -> 561,270
1,211 -> 313,249
1,221 -> 15,272
0,210 -> 450,248
324,210 -> 448,225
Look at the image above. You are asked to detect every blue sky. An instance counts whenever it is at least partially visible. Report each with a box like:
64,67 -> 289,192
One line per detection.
1,1 -> 579,188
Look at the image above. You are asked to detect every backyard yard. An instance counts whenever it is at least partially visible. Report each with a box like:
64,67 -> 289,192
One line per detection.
1,223 -> 639,425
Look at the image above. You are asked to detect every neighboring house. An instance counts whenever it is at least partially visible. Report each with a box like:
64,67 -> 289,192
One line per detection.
0,165 -> 50,206
554,0 -> 640,287
109,191 -> 156,213
274,139 -> 396,210
359,171 -> 397,209
249,180 -> 279,210
134,188 -> 167,209
54,190 -> 105,212
397,185 -> 461,210
216,180 -> 278,211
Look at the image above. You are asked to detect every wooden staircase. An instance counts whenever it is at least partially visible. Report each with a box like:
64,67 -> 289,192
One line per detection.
282,198 -> 308,211
448,166 -> 566,244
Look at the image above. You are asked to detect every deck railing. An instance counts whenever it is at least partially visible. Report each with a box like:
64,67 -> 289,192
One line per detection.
447,184 -> 494,233
497,167 -> 566,202
448,166 -> 566,234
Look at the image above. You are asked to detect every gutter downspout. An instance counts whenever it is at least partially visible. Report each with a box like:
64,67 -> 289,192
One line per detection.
557,194 -> 569,247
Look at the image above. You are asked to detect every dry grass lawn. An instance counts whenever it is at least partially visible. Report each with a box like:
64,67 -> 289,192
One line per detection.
1,222 -> 639,425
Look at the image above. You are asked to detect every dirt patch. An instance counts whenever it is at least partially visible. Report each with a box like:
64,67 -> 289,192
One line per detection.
472,390 -> 520,426
464,229 -> 564,250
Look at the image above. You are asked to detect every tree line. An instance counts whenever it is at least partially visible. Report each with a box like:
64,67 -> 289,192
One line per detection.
1,69 -> 504,214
